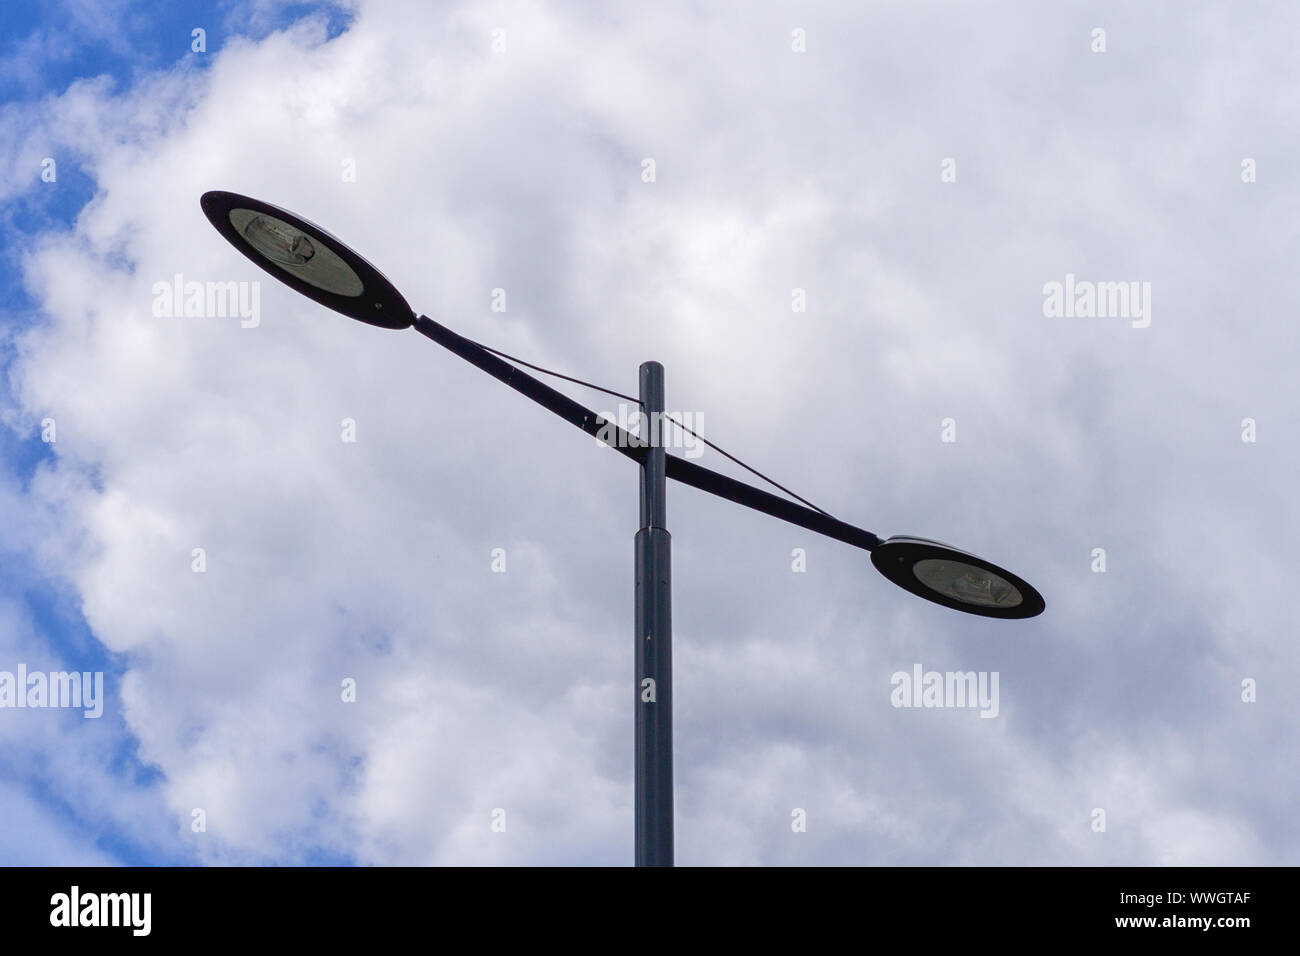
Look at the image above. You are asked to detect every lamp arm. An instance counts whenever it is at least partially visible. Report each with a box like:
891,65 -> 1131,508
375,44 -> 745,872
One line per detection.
413,314 -> 644,455
412,314 -> 881,553
664,454 -> 880,552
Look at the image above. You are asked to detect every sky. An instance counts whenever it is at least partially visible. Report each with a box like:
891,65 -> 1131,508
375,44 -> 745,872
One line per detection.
0,0 -> 1296,866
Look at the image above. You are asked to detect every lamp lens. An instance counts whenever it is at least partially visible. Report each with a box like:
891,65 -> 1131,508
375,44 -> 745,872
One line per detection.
243,215 -> 316,265
226,207 -> 365,297
913,558 -> 1023,608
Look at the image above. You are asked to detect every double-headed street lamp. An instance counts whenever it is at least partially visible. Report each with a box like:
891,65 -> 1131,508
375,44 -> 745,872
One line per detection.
200,190 -> 1046,867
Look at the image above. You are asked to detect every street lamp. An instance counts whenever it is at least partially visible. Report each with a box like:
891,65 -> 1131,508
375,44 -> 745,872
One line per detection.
871,537 -> 1045,619
200,189 -> 1046,866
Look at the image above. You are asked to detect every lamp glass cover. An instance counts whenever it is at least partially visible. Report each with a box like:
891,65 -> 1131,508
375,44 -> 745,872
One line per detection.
912,558 -> 1023,608
228,208 -> 364,297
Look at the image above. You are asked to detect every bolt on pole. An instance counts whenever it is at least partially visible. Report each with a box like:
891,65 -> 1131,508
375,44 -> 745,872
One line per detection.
635,360 -> 673,866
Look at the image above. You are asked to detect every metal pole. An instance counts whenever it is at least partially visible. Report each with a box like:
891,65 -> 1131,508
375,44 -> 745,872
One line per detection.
635,361 -> 673,866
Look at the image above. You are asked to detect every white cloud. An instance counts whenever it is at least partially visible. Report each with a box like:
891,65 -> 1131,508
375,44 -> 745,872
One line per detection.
3,0 -> 1298,864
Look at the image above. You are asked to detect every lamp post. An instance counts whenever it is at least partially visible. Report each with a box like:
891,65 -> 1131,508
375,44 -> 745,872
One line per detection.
200,190 -> 1047,867
635,361 -> 672,866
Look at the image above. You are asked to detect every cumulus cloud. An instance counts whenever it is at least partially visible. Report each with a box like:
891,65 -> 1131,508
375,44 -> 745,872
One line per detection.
2,0 -> 1296,864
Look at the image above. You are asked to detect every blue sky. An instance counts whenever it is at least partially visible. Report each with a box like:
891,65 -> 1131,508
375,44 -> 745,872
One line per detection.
1,0 -> 355,867
1,0 -> 1296,866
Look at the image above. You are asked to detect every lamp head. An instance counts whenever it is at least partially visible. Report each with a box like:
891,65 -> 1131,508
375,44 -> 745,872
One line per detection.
200,190 -> 414,329
871,536 -> 1045,619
